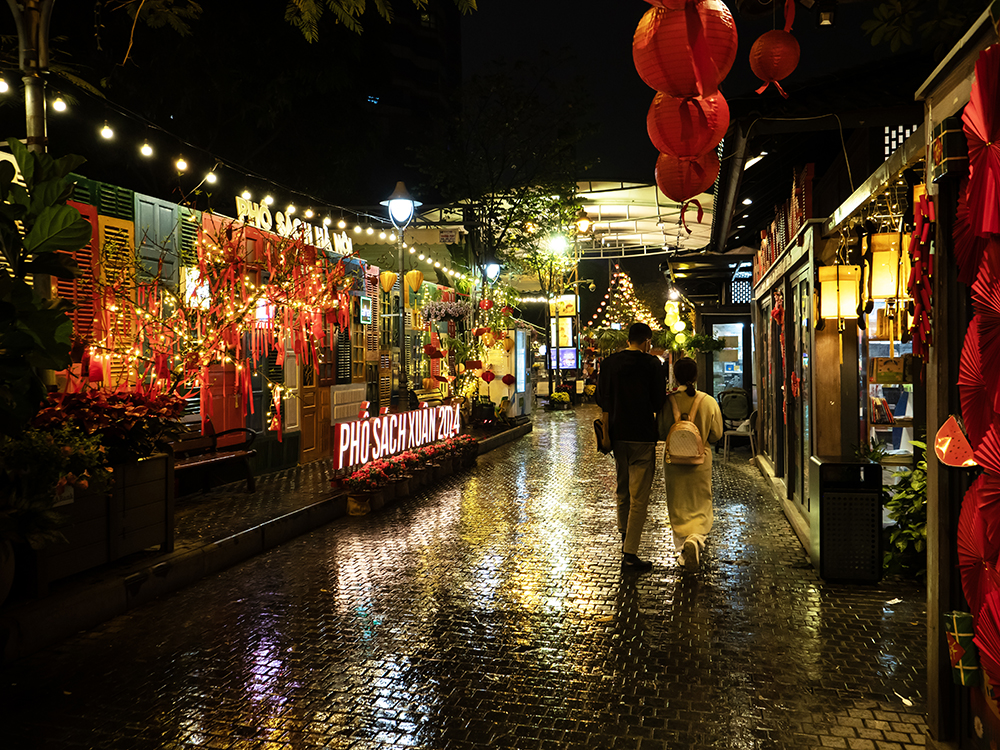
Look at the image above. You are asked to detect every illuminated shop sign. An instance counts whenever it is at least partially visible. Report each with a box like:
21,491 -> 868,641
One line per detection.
233,197 -> 354,255
333,402 -> 462,471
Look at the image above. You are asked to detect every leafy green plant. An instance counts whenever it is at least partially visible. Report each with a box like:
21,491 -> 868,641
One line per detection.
883,440 -> 927,578
0,138 -> 90,437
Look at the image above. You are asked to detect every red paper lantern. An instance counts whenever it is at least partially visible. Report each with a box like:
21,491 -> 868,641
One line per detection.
655,150 -> 720,203
750,30 -> 800,98
647,91 -> 729,159
479,299 -> 494,310
502,374 -> 516,386
482,371 -> 496,384
633,1 -> 738,98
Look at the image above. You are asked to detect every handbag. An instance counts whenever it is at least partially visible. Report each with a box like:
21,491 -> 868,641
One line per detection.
593,412 -> 612,455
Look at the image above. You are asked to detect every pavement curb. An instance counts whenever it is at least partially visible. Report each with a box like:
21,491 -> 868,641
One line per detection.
0,422 -> 532,666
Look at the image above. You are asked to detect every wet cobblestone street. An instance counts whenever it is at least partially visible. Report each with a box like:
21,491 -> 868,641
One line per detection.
2,406 -> 927,749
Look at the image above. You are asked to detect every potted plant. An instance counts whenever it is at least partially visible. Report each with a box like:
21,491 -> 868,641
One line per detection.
550,391 -> 571,410
344,463 -> 389,515
883,440 -> 927,579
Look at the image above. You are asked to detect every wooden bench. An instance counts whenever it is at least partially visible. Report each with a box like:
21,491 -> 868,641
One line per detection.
170,423 -> 258,493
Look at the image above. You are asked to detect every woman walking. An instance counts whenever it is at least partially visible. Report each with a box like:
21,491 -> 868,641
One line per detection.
661,357 -> 723,572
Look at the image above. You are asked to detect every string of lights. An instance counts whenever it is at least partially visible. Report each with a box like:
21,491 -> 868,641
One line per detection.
0,72 -> 391,232
590,265 -> 660,330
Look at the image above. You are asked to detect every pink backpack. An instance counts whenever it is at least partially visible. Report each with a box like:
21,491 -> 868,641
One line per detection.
666,391 -> 706,465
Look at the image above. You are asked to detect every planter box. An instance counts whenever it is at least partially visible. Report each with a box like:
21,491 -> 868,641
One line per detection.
31,453 -> 174,595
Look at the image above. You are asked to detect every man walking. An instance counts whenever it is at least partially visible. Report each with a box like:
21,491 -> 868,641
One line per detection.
595,322 -> 666,572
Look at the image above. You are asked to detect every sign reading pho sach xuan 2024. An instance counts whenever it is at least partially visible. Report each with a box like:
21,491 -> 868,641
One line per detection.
333,402 -> 462,471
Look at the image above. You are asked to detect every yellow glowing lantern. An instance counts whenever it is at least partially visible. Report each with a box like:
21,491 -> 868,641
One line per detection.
674,332 -> 688,345
503,337 -> 515,352
404,269 -> 424,306
818,265 -> 861,319
379,270 -> 398,293
670,319 -> 686,333
869,234 -> 911,300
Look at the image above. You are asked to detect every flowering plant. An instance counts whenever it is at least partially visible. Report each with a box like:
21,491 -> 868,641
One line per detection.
555,384 -> 573,394
344,463 -> 389,492
417,444 -> 446,462
551,391 -> 571,403
0,423 -> 111,546
584,384 -> 596,397
395,450 -> 421,472
420,299 -> 473,323
32,388 -> 186,464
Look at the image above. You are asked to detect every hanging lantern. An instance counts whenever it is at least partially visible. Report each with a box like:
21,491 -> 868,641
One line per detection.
655,150 -> 720,203
502,337 -> 515,352
379,270 -> 398,293
479,299 -> 494,310
647,91 -> 729,159
870,233 -> 912,300
671,319 -> 686,333
502,374 -> 516,386
405,269 -> 424,292
819,265 -> 861,319
482,371 -> 496,383
632,1 -> 738,98
750,30 -> 800,98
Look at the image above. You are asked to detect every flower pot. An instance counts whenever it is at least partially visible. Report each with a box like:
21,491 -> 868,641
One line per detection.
347,492 -> 374,516
369,488 -> 386,511
382,481 -> 396,504
394,476 -> 411,498
433,459 -> 452,481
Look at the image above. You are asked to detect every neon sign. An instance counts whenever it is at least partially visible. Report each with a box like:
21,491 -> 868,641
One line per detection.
333,402 -> 461,471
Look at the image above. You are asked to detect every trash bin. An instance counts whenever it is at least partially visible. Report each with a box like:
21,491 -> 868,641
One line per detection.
808,456 -> 883,583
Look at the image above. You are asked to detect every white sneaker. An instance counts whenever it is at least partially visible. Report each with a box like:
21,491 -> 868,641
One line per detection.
682,538 -> 700,572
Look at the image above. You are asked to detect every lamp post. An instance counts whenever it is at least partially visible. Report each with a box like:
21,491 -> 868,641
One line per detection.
381,181 -> 421,410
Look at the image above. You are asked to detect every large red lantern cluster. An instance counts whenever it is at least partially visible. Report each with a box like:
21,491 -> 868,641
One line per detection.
633,0 -> 737,211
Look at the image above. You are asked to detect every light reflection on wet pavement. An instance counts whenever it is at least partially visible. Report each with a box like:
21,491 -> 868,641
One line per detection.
1,406 -> 926,749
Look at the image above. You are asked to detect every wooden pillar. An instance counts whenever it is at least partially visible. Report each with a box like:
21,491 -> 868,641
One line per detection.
926,174 -> 967,745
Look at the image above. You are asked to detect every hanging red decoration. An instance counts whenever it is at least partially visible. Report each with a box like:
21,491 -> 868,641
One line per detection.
465,359 -> 483,370
502,374 -> 516,386
750,30 -> 799,98
632,1 -> 738,98
655,150 -> 720,204
935,414 -> 978,467
482,371 -> 496,384
479,299 -> 494,310
906,192 -> 935,360
647,91 -> 729,159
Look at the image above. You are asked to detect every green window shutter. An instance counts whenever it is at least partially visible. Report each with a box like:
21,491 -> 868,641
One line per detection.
98,182 -> 134,221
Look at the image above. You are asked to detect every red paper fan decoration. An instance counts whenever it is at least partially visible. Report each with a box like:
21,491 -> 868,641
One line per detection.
959,475 -> 1000,616
936,414 -> 978,467
750,30 -> 800,98
976,424 -> 1000,477
974,589 -> 1000,683
954,178 -> 993,285
632,2 -> 738,98
647,91 -> 729,159
973,243 -> 1000,323
655,150 -> 720,203
482,371 -> 496,384
962,44 -> 1000,237
979,473 -> 1000,545
959,316 -> 997,448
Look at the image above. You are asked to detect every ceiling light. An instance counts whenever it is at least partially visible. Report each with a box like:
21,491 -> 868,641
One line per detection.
743,151 -> 768,170
742,198 -> 753,205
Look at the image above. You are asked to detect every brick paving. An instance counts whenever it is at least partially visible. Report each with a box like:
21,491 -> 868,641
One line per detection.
1,405 -> 927,749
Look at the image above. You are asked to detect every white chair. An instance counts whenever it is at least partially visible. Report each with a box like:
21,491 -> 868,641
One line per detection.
723,410 -> 757,462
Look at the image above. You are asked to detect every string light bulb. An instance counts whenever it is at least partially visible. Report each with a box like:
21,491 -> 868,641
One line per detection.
338,219 -> 346,229
140,141 -> 153,157
241,189 -> 251,200
175,156 -> 188,171
305,209 -> 314,219
205,172 -> 217,184
323,217 -> 331,226
52,97 -> 66,112
264,195 -> 273,205
100,122 -> 114,139
0,78 -> 8,93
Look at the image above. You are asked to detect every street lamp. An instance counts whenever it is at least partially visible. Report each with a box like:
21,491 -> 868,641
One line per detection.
381,181 -> 421,410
